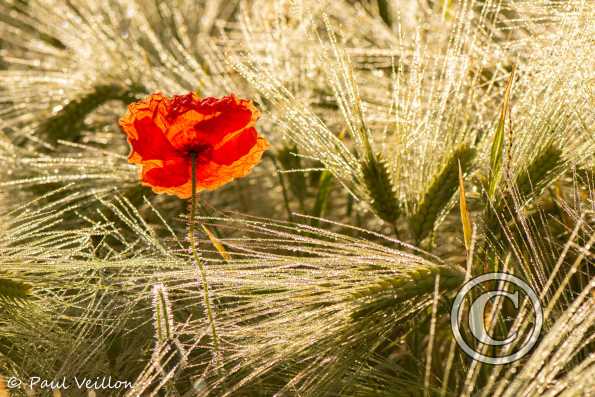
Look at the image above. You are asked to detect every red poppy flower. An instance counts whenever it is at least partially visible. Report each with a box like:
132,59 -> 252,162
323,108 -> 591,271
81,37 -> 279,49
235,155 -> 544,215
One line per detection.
119,92 -> 268,198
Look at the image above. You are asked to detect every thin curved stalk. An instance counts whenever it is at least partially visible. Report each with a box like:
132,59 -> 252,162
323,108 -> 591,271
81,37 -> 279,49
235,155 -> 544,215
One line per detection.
189,152 -> 220,360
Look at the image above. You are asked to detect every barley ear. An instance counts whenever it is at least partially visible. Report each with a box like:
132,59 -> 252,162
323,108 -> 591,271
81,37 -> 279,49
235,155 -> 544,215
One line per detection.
39,83 -> 145,144
152,283 -> 175,346
361,153 -> 400,224
377,0 -> 392,27
151,283 -> 186,394
484,142 -> 565,239
514,143 -> 564,203
351,264 -> 465,320
410,145 -> 476,243
0,277 -> 32,304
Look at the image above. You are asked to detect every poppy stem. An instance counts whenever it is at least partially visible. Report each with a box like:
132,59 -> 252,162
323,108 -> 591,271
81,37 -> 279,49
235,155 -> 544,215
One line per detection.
188,152 -> 221,362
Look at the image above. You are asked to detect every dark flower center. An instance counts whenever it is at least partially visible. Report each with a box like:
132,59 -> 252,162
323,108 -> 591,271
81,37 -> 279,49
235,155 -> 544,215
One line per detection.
185,143 -> 211,160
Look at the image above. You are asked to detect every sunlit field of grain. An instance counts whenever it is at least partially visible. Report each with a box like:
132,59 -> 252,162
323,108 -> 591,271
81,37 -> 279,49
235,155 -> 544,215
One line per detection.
0,1 -> 593,396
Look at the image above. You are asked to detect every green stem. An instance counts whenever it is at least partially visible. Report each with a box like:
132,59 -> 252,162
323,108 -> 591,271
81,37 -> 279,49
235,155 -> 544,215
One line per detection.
392,222 -> 400,240
268,154 -> 294,222
189,152 -> 221,360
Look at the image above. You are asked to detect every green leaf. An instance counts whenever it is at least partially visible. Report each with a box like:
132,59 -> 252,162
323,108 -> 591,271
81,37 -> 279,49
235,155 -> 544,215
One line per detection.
277,144 -> 307,211
202,225 -> 231,261
488,66 -> 516,199
458,161 -> 473,252
310,170 -> 333,228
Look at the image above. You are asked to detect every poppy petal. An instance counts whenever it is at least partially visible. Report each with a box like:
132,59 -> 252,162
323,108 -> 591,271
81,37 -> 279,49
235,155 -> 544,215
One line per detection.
210,127 -> 258,166
119,93 -> 179,163
129,117 -> 180,162
166,95 -> 259,151
120,92 -> 268,198
195,136 -> 269,190
140,158 -> 192,198
194,96 -> 258,140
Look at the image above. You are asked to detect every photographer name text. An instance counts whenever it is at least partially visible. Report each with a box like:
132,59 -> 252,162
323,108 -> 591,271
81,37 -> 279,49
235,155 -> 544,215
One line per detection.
6,376 -> 132,390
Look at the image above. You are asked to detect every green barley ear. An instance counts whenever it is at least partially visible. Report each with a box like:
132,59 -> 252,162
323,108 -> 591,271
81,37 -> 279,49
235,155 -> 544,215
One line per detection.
361,153 -> 400,224
351,264 -> 464,320
485,142 -> 565,236
514,143 -> 564,203
151,283 -> 186,394
0,277 -> 32,304
39,83 -> 146,144
410,145 -> 476,243
277,144 -> 307,210
377,0 -> 392,27
152,283 -> 175,346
